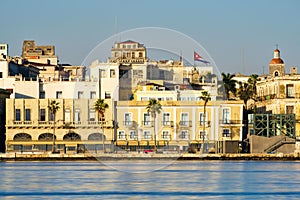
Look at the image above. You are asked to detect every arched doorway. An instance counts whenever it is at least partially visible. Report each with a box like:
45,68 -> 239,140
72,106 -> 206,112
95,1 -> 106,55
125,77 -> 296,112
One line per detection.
88,133 -> 106,140
38,133 -> 56,140
13,133 -> 32,140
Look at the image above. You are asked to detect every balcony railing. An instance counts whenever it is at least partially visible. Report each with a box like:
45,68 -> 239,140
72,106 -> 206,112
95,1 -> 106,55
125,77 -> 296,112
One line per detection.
219,120 -> 242,125
8,120 -> 114,128
142,121 -> 153,127
257,93 -> 300,101
123,121 -> 135,126
162,121 -> 174,127
179,120 -> 192,127
198,121 -> 211,127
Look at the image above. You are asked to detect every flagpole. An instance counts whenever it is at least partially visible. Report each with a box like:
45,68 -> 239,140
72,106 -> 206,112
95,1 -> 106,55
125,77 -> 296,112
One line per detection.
193,51 -> 195,67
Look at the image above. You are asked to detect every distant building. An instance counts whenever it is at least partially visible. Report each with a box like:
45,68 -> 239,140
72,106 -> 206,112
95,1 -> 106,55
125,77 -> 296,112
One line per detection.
0,44 -> 8,57
246,48 -> 299,153
0,89 -> 10,152
109,40 -> 147,64
22,40 -> 58,65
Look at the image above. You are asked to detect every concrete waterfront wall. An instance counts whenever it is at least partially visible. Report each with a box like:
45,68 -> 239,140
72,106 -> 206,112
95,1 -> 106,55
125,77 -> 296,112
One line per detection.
249,135 -> 295,153
1,152 -> 300,161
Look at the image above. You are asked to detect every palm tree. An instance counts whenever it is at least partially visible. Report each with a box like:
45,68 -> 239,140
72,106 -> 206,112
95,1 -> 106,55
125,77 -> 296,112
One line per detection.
94,99 -> 109,153
247,74 -> 259,101
221,73 -> 237,100
237,82 -> 252,109
48,100 -> 60,153
199,91 -> 211,153
146,99 -> 162,152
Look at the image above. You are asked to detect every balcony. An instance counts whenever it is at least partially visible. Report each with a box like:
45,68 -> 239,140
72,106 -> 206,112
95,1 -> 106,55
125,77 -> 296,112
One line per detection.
123,121 -> 135,126
198,121 -> 211,127
8,120 -> 114,129
179,120 -> 192,127
142,121 -> 153,127
219,120 -> 242,126
162,121 -> 174,127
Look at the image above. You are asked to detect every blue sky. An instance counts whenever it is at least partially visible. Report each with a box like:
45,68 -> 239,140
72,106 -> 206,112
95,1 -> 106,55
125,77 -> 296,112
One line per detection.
1,0 -> 299,75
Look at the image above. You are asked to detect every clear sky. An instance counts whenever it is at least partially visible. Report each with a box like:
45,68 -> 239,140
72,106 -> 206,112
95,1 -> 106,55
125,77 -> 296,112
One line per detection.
1,0 -> 299,75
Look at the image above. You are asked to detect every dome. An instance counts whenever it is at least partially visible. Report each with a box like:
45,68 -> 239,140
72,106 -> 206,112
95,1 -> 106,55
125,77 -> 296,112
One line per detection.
269,58 -> 284,64
274,49 -> 280,53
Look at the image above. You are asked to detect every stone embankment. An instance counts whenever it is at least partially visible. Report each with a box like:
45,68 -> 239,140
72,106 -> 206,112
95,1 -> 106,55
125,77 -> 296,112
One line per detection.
1,152 -> 300,161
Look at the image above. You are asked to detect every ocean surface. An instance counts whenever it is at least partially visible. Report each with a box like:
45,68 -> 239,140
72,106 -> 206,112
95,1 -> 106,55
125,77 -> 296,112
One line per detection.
0,160 -> 300,199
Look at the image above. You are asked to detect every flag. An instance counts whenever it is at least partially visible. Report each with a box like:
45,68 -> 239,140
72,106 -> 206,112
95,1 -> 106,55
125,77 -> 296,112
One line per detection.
194,51 -> 210,64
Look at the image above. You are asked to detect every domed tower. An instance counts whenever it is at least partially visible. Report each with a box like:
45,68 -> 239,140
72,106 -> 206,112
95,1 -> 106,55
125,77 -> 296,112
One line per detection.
269,48 -> 285,77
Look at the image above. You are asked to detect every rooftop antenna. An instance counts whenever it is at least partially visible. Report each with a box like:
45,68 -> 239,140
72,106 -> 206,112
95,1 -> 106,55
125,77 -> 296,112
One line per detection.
179,50 -> 182,63
114,16 -> 121,42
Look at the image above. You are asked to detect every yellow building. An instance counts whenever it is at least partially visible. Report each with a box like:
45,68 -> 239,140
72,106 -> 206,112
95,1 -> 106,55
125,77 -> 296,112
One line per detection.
5,99 -> 114,153
115,100 -> 244,153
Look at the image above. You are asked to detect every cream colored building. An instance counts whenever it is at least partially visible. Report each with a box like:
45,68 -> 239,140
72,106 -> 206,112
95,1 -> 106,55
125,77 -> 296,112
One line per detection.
6,99 -> 114,153
256,48 -> 300,137
115,100 -> 244,153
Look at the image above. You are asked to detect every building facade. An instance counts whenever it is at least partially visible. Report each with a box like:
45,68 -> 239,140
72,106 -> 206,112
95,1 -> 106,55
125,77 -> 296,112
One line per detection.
115,100 -> 244,153
6,99 -> 114,153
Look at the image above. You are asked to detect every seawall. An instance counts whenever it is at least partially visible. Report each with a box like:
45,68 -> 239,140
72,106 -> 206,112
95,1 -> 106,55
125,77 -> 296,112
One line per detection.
1,152 -> 300,161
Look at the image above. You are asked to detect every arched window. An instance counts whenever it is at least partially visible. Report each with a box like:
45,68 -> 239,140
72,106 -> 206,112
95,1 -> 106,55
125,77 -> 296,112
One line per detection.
274,71 -> 279,77
13,133 -> 32,141
63,132 -> 81,141
88,133 -> 106,140
38,133 -> 56,140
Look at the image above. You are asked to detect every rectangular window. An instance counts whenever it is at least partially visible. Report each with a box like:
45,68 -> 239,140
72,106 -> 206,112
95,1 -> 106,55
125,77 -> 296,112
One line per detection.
199,131 -> 206,140
222,129 -> 230,137
90,91 -> 96,99
180,113 -> 189,126
286,84 -> 294,98
65,109 -> 71,122
133,70 -> 143,78
143,113 -> 151,126
129,131 -> 136,140
124,113 -> 132,126
0,72 -> 3,78
110,69 -> 115,78
78,91 -> 84,99
89,109 -> 95,121
222,108 -> 230,124
105,91 -> 111,99
100,69 -> 106,78
75,109 -> 80,122
25,109 -> 31,121
163,113 -> 171,126
162,131 -> 170,140
159,71 -> 164,79
286,105 -> 294,114
15,109 -> 21,121
56,91 -> 62,99
49,112 -> 54,121
39,91 -> 45,99
199,112 -> 207,126
118,130 -> 126,140
144,131 -> 151,140
40,109 -> 46,121
181,130 -> 189,139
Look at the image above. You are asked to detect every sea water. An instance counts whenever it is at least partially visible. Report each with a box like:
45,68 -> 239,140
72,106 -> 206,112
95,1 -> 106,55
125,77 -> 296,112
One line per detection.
0,160 -> 300,199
